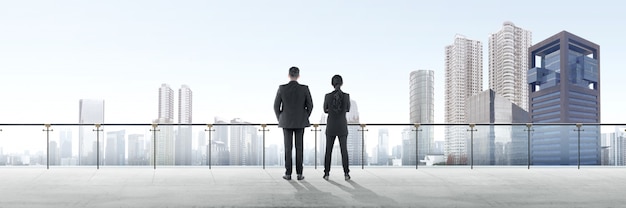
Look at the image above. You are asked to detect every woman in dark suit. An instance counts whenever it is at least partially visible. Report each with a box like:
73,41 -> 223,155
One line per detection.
323,75 -> 351,180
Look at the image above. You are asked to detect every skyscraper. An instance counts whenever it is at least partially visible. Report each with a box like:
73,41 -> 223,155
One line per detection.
608,128 -> 626,166
377,129 -> 389,165
229,118 -> 259,165
178,85 -> 192,124
213,117 -> 230,165
176,85 -> 192,165
59,129 -> 72,160
128,134 -> 147,165
49,141 -> 59,166
346,99 -> 366,166
408,70 -> 434,164
153,84 -> 175,165
445,35 -> 483,165
318,114 -> 328,166
528,31 -> 600,165
465,90 -> 529,165
489,21 -> 532,111
159,84 -> 174,122
105,130 -> 125,166
196,130 -> 207,165
78,99 -> 104,165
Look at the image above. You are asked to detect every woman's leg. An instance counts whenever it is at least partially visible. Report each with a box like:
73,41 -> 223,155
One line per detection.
338,135 -> 350,174
324,134 -> 337,174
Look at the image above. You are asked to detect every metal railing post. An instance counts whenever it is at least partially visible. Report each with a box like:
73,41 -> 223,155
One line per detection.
525,123 -> 534,169
467,124 -> 477,170
43,124 -> 53,169
93,123 -> 103,169
574,123 -> 584,169
259,124 -> 269,169
205,124 -> 215,169
150,123 -> 159,170
311,124 -> 321,169
358,124 -> 368,169
412,123 -> 422,169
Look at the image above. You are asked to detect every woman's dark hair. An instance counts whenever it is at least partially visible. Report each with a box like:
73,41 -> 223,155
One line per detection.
331,75 -> 343,89
330,75 -> 345,113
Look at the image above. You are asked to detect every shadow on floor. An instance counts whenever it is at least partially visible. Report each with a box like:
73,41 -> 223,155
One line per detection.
328,179 -> 399,206
289,179 -> 347,206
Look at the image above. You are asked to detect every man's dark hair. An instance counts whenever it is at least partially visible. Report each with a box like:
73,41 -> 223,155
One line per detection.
289,66 -> 300,78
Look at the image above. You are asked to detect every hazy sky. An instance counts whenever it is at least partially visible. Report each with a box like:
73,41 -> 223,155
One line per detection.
1,0 -> 625,125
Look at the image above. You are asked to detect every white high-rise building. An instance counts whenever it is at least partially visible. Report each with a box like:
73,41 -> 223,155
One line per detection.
159,84 -> 174,122
346,99 -> 366,166
377,129 -> 389,165
176,85 -> 193,165
153,84 -> 175,165
445,35 -> 483,165
488,21 -> 532,111
409,70 -> 434,165
178,85 -> 192,124
78,99 -> 104,166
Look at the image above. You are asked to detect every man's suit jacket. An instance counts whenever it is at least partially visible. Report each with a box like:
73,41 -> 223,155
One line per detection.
274,81 -> 313,129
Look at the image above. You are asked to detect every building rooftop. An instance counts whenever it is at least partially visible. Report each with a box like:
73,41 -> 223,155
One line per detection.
1,166 -> 625,207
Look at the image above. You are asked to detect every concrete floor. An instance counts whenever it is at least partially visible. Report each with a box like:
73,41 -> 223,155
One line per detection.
1,166 -> 625,207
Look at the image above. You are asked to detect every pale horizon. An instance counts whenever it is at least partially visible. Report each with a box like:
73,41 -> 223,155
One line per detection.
1,1 -> 624,125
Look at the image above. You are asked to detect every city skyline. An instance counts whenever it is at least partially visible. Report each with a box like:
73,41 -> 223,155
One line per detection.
2,1 -> 626,167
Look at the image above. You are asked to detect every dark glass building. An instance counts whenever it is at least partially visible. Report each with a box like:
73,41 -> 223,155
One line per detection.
527,31 -> 600,165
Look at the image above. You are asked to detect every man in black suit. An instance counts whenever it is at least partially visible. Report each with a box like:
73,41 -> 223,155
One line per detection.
274,66 -> 313,181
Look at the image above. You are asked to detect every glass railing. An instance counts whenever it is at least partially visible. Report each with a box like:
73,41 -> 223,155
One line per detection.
0,123 -> 622,169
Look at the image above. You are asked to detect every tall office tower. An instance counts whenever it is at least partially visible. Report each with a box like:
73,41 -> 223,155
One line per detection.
318,114 -> 333,166
153,84 -> 175,165
196,131 -> 207,165
409,70 -> 435,165
267,144 -> 280,166
78,99 -> 104,165
152,118 -> 175,165
198,131 -> 206,150
465,90 -> 529,165
176,85 -> 193,165
528,31 -> 600,165
489,21 -> 532,111
214,117 -> 229,146
377,129 -> 389,165
159,84 -> 174,122
601,132 -> 619,165
49,141 -> 59,165
128,134 -> 147,165
0,148 -> 3,165
401,128 -> 413,165
105,130 -> 125,166
609,127 -> 626,166
346,99 -> 366,166
445,35 -> 483,165
229,118 -> 259,165
178,85 -> 192,124
213,117 -> 230,165
59,129 -> 72,160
